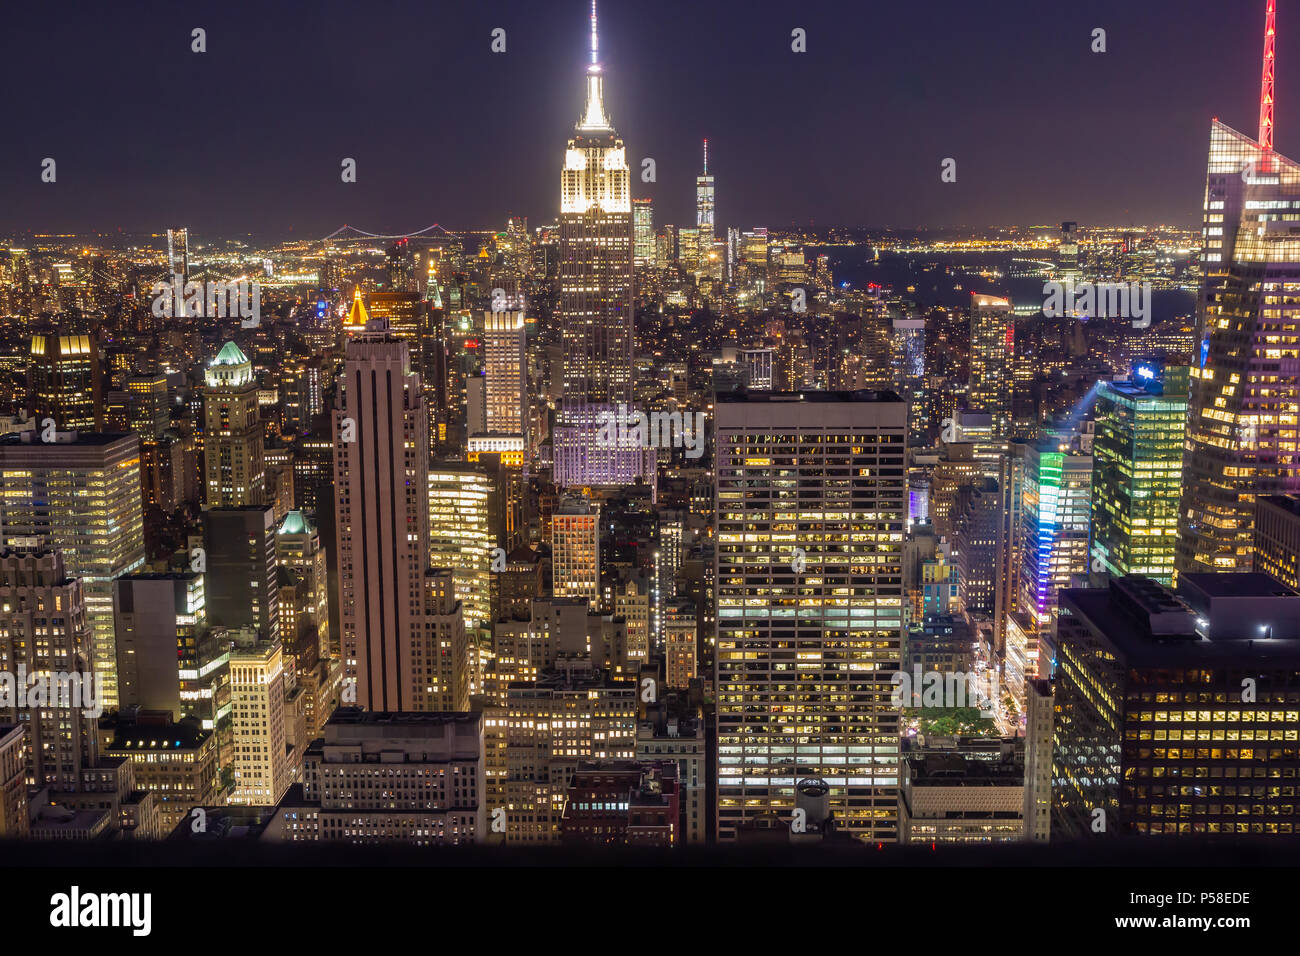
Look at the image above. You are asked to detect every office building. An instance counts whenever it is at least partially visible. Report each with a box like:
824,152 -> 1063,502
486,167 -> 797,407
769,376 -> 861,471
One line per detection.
334,324 -> 431,711
715,391 -> 907,842
428,461 -> 497,633
29,331 -> 104,431
1178,80 -> 1300,572
203,506 -> 280,645
1024,678 -> 1053,843
1254,494 -> 1300,589
113,572 -> 205,718
0,724 -> 27,838
636,704 -> 706,843
102,713 -> 220,833
491,671 -> 637,843
275,510 -> 330,660
560,760 -> 680,847
227,630 -> 289,806
900,737 -> 1025,843
267,710 -> 484,845
1091,366 -> 1188,584
552,496 -> 600,610
552,4 -> 653,489
0,551 -> 99,789
0,431 -> 146,709
1055,573 -> 1300,837
1019,440 -> 1092,629
203,342 -> 266,508
633,197 -> 655,268
167,227 -> 189,282
968,294 -> 1014,439
696,139 -> 714,239
483,310 -> 527,439
421,568 -> 470,712
952,478 -> 1003,620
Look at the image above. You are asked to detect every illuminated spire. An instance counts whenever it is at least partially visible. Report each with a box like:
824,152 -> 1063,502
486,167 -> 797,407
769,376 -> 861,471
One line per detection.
346,287 -> 369,329
1261,0 -> 1277,151
577,0 -> 611,131
703,138 -> 708,174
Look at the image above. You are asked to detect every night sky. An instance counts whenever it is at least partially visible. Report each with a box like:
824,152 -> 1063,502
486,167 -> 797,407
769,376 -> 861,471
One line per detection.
0,0 -> 1280,237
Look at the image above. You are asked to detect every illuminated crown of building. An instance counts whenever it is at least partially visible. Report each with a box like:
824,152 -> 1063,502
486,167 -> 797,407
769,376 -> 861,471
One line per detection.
346,287 -> 370,329
562,0 -> 629,215
205,340 -> 253,387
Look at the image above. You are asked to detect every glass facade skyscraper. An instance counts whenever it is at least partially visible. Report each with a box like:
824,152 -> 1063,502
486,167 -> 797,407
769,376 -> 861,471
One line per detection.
1018,440 -> 1092,628
968,294 -> 1014,440
1177,121 -> 1300,573
1092,365 -> 1188,584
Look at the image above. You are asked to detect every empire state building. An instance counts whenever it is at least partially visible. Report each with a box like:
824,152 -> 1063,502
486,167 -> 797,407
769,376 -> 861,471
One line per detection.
553,1 -> 655,490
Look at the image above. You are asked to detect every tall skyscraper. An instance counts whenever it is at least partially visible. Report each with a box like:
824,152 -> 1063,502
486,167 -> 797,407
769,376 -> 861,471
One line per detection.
715,391 -> 907,842
0,550 -> 99,789
366,290 -> 428,375
1019,439 -> 1092,630
428,461 -> 497,633
1058,221 -> 1079,278
385,238 -> 416,292
227,629 -> 289,806
696,139 -> 715,239
0,431 -> 146,709
204,506 -> 280,646
203,341 -> 266,508
1179,2 -> 1300,574
552,2 -> 654,489
1092,365 -> 1188,584
483,310 -> 527,439
275,510 -> 330,659
552,496 -> 600,610
333,323 -> 432,711
633,198 -> 656,269
113,572 -> 206,718
891,317 -> 926,438
28,331 -> 104,431
968,294 -> 1014,439
952,477 -> 1003,620
125,370 -> 170,440
167,227 -> 189,283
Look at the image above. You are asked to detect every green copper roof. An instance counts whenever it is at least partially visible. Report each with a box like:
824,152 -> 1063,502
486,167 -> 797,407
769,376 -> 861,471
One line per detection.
278,510 -> 314,535
212,341 -> 249,366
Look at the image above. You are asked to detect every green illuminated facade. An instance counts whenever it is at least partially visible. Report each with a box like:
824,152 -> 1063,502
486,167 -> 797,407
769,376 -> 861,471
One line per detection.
1091,367 -> 1188,584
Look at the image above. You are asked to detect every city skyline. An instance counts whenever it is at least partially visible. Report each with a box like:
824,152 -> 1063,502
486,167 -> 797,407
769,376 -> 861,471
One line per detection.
4,0 -> 1300,905
0,0 -> 1289,235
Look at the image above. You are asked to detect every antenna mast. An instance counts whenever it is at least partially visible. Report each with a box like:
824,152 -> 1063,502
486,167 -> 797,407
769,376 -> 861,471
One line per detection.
1260,0 -> 1277,151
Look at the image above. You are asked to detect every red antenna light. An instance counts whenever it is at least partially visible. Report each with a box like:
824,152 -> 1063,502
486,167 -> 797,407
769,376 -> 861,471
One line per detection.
1260,0 -> 1277,151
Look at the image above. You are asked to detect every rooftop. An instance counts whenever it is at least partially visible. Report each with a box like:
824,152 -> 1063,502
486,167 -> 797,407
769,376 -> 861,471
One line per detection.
1180,571 -> 1298,599
716,389 -> 903,404
1061,574 -> 1300,666
1259,494 -> 1300,518
325,708 -> 481,728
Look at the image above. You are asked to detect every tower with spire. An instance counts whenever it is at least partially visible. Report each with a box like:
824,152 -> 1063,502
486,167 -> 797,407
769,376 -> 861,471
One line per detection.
696,139 -> 715,234
554,1 -> 654,491
1177,0 -> 1300,574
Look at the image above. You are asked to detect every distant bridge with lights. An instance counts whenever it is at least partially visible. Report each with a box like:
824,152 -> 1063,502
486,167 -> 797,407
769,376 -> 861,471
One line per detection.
320,223 -> 457,242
